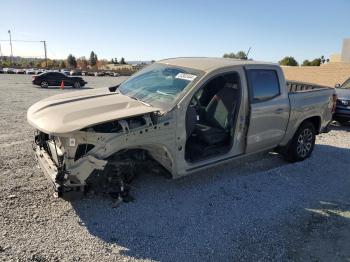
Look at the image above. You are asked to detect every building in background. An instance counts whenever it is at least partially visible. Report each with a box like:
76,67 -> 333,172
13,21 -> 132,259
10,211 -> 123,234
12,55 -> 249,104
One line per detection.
329,54 -> 341,63
330,38 -> 350,63
341,39 -> 350,63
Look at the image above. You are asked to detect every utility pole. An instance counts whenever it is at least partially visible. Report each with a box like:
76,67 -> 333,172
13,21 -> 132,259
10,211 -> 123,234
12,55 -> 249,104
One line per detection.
8,30 -> 13,65
42,40 -> 47,68
246,47 -> 251,59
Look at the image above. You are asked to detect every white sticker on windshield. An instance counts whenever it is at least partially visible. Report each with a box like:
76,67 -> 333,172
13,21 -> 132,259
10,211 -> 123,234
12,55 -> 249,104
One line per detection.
175,73 -> 197,81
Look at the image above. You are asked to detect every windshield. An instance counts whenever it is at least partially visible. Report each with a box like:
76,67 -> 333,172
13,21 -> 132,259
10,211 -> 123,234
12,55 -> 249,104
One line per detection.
341,79 -> 350,89
119,63 -> 202,109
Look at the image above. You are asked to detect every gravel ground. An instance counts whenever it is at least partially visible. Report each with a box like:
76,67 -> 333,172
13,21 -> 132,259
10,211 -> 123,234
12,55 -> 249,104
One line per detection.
0,74 -> 350,262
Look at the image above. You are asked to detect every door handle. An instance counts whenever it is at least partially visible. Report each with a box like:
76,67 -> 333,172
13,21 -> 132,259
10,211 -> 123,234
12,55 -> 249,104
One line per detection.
274,108 -> 284,114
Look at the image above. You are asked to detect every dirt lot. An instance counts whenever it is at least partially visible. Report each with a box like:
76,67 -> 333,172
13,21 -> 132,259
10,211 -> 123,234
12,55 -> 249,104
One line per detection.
0,74 -> 350,261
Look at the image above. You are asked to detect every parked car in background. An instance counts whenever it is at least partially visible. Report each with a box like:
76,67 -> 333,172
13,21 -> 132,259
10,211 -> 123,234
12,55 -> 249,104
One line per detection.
113,72 -> 120,77
82,71 -> 95,76
27,57 -> 335,198
70,70 -> 82,76
35,69 -> 44,75
60,69 -> 70,75
15,69 -> 26,74
94,71 -> 106,76
4,68 -> 15,74
334,78 -> 350,124
32,72 -> 87,88
0,68 -> 4,74
26,69 -> 36,75
105,71 -> 114,76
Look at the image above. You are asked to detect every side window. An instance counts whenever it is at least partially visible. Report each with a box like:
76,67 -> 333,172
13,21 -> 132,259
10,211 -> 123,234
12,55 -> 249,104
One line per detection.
247,69 -> 280,102
55,73 -> 64,78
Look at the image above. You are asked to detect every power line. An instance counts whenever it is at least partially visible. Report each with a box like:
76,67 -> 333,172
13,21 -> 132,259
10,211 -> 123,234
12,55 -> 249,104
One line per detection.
0,39 -> 44,42
0,38 -> 48,68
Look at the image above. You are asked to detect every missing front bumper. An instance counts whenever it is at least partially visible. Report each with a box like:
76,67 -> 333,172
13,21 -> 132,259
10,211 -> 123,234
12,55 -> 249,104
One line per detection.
34,145 -> 70,197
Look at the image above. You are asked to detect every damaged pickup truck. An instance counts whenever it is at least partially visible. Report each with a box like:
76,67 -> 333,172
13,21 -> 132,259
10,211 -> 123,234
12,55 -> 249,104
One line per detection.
27,57 -> 336,199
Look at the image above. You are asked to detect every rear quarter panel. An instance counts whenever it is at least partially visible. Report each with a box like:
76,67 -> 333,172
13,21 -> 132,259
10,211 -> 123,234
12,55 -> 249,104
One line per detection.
280,89 -> 334,146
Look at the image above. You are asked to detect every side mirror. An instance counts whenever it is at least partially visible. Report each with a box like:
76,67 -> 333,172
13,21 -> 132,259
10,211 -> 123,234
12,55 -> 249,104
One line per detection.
335,84 -> 341,88
108,85 -> 119,92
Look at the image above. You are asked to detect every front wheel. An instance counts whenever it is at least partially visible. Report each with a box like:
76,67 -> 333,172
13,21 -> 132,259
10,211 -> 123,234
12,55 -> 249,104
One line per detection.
40,81 -> 48,88
73,81 -> 81,88
284,121 -> 316,162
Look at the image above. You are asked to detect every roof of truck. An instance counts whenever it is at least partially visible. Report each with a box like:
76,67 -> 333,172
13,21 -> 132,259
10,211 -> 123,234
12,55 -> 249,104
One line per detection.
158,57 -> 277,72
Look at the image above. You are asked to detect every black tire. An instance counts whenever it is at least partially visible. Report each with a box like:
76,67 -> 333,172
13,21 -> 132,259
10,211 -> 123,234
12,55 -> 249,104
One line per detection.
73,81 -> 81,88
284,121 -> 316,162
40,81 -> 48,88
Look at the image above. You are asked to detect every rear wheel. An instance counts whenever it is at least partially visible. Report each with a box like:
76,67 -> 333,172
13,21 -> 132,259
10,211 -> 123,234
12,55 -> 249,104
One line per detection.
284,121 -> 316,162
40,81 -> 48,88
73,81 -> 81,88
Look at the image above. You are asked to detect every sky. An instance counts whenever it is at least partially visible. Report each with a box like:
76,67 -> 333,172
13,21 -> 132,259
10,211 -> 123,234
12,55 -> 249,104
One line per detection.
0,0 -> 349,63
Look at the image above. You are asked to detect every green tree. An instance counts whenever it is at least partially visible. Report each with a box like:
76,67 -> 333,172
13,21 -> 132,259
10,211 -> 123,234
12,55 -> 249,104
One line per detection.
223,52 -> 237,58
320,56 -> 329,64
279,56 -> 298,66
302,60 -> 311,66
89,51 -> 98,66
59,60 -> 66,69
223,51 -> 248,60
302,58 -> 322,66
67,54 -> 77,68
77,56 -> 88,69
120,57 -> 126,64
235,51 -> 248,60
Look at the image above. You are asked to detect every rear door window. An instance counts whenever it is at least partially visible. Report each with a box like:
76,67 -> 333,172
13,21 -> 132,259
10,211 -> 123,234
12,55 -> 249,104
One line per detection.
247,70 -> 280,102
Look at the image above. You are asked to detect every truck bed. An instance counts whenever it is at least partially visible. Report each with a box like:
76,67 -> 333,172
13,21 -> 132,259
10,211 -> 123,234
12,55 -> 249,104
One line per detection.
287,80 -> 333,93
281,81 -> 335,146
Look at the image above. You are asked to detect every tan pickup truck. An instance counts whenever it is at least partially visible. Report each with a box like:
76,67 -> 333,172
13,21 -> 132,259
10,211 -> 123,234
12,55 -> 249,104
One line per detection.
27,57 -> 336,199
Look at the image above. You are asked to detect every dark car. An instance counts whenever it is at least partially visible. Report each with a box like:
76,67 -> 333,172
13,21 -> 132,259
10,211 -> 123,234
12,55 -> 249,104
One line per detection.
32,72 -> 87,88
335,78 -> 350,124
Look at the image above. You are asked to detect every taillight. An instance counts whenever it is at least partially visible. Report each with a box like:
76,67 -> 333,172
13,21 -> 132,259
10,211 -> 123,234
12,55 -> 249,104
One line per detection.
32,76 -> 37,81
332,93 -> 337,113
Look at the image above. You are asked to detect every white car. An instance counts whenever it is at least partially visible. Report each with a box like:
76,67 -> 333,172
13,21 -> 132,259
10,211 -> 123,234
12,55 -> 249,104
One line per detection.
26,69 -> 36,75
3,68 -> 15,74
15,69 -> 26,74
61,69 -> 70,75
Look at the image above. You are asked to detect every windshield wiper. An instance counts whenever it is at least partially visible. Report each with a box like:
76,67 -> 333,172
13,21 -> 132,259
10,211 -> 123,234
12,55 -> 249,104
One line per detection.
129,96 -> 152,107
156,90 -> 174,96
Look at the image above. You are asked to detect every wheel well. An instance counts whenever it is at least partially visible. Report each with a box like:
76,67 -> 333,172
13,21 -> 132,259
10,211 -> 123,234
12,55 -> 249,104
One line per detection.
302,116 -> 321,134
107,148 -> 172,178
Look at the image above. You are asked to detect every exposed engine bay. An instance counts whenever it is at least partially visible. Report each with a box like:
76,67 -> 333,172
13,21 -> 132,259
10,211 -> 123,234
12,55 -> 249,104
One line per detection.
33,112 -> 172,200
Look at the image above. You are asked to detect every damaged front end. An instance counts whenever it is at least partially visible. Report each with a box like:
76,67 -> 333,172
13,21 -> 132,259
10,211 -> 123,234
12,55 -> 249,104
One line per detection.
33,130 -> 137,199
32,111 -> 171,200
33,131 -> 87,197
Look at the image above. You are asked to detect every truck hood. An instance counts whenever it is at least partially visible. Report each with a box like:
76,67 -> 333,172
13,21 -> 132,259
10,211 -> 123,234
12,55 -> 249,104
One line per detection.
27,88 -> 161,134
